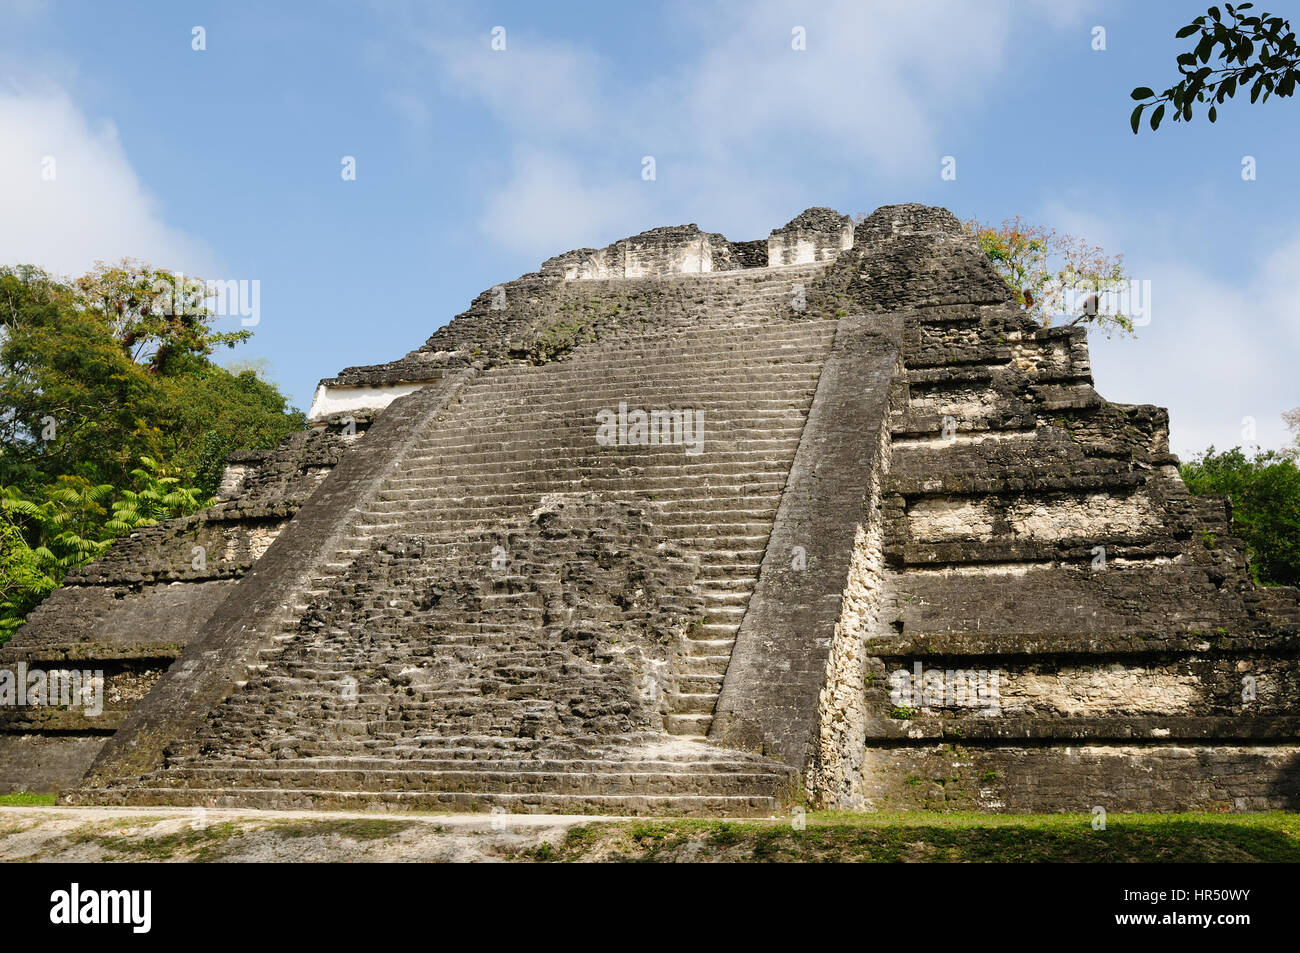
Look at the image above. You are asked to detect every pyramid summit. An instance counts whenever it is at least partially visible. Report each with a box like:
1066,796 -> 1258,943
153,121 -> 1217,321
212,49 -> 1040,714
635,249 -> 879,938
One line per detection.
3,204 -> 1297,814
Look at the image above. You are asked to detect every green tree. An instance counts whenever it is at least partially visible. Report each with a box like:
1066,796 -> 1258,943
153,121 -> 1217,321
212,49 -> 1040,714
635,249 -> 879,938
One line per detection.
1180,446 -> 1300,587
0,508 -> 56,642
74,258 -> 251,372
1131,3 -> 1299,131
0,261 -> 304,638
0,262 -> 303,492
0,461 -> 213,642
102,456 -> 209,534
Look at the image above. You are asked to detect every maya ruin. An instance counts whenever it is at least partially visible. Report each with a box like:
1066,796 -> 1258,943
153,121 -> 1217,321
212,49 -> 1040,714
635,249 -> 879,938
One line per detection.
3,203 -> 1297,817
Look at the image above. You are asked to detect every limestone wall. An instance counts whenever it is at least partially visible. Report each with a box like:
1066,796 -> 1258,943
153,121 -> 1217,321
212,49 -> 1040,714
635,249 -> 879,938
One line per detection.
0,420 -> 365,793
799,204 -> 1300,811
767,207 -> 854,266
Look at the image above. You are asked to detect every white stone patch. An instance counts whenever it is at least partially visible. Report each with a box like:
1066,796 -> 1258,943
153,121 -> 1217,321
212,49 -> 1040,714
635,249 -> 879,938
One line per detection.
908,498 -> 996,542
1007,492 -> 1159,541
564,236 -> 735,279
900,563 -> 1041,577
215,464 -> 251,501
907,492 -> 1161,545
221,524 -> 282,565
625,239 -> 713,277
768,224 -> 854,266
906,389 -> 1000,425
308,382 -> 427,421
1000,666 -> 1202,716
1009,340 -> 1069,373
246,525 -> 281,563
892,429 -> 1034,450
1108,555 -> 1178,567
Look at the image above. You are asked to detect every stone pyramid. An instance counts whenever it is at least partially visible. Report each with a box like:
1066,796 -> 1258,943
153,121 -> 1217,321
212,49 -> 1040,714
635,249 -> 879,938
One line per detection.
3,204 -> 1296,814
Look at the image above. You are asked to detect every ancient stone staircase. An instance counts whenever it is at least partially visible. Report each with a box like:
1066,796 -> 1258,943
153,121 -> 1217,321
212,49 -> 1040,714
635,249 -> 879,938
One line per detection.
554,261 -> 831,334
85,312 -> 839,814
358,322 -> 837,739
147,511 -> 797,815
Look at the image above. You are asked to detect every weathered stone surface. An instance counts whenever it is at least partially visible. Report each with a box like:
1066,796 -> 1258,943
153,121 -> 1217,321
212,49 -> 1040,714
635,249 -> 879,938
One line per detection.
69,280 -> 831,813
711,314 -> 900,770
0,736 -> 106,795
0,420 -> 364,792
767,207 -> 854,267
3,203 -> 1294,814
832,204 -> 1300,812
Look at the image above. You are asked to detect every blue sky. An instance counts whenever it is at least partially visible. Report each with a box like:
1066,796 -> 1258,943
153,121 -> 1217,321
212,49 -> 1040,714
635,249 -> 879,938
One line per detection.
2,0 -> 1297,456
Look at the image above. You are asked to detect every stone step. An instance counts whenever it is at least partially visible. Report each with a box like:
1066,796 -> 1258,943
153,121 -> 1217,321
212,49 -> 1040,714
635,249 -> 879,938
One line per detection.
685,638 -> 737,656
364,499 -> 781,521
665,714 -> 714,735
676,674 -> 725,695
449,380 -> 822,407
394,446 -> 802,471
483,327 -> 833,364
429,399 -> 817,423
170,751 -> 781,771
381,462 -> 799,488
374,483 -> 787,503
457,356 -> 828,382
667,692 -> 719,715
92,786 -> 785,817
146,766 -> 781,797
400,438 -> 807,463
678,656 -> 732,677
352,523 -> 772,549
696,589 -> 752,607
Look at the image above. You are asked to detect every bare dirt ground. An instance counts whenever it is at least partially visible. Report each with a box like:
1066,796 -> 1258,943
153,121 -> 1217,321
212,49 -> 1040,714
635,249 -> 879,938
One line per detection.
4,806 -> 1296,862
0,806 -> 599,862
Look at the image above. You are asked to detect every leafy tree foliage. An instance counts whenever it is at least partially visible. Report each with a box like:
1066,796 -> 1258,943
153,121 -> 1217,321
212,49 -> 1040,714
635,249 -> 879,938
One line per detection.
0,459 -> 208,642
965,218 -> 1135,335
74,259 -> 251,372
1,261 -> 296,491
0,508 -> 55,642
0,261 -> 304,639
1131,3 -> 1299,131
1181,446 -> 1300,588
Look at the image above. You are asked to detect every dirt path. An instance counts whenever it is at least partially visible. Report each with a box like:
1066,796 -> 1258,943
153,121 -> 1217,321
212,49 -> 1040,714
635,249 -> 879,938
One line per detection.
0,806 -> 603,862
6,807 -> 1295,862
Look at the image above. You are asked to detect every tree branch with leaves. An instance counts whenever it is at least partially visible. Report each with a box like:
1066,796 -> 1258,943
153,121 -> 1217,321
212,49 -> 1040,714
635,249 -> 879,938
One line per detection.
1131,3 -> 1299,131
966,218 -> 1136,335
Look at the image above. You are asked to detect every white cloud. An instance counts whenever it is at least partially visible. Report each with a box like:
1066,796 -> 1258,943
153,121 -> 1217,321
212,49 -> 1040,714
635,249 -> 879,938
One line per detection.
0,84 -> 214,278
479,152 -> 654,258
421,30 -> 608,140
1082,232 -> 1299,459
392,0 -> 1091,260
659,0 -> 1022,174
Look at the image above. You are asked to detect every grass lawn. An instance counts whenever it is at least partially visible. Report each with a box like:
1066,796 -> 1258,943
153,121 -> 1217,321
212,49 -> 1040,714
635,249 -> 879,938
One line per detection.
0,793 -> 56,807
522,811 -> 1300,862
